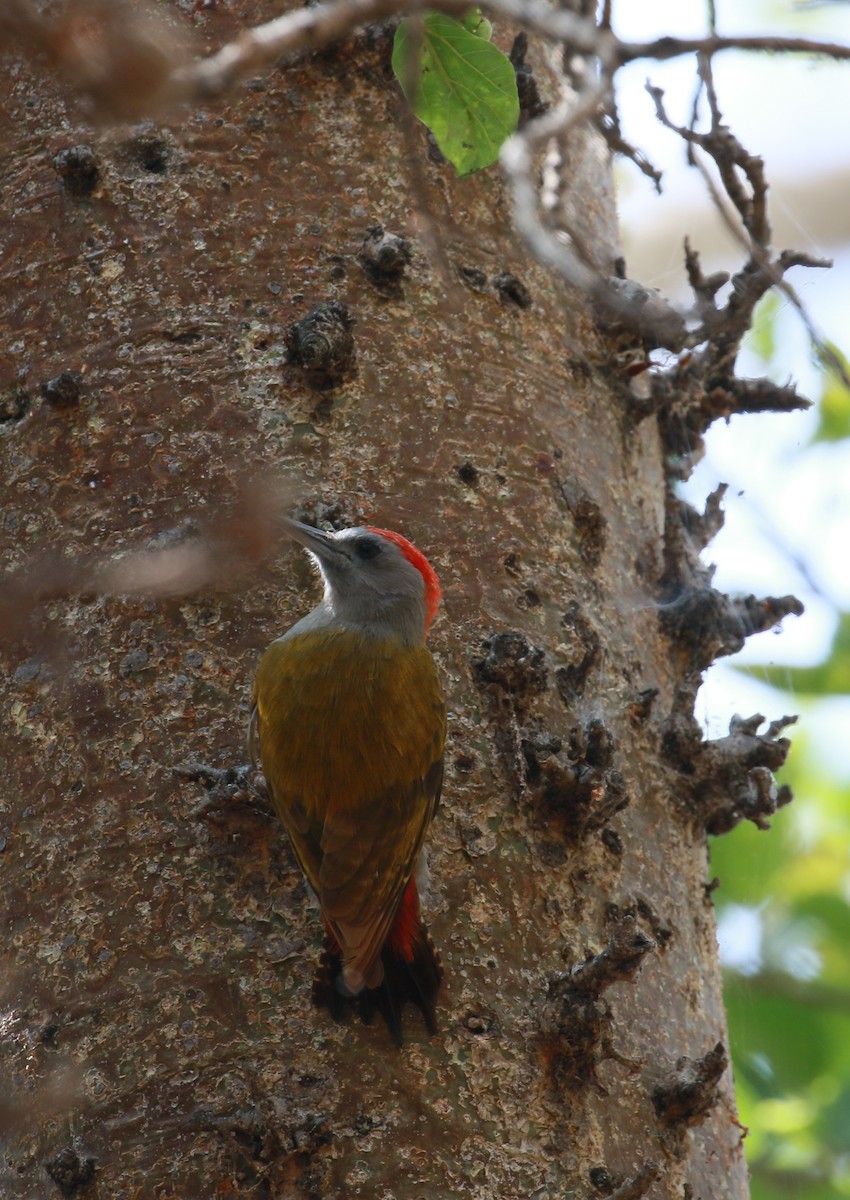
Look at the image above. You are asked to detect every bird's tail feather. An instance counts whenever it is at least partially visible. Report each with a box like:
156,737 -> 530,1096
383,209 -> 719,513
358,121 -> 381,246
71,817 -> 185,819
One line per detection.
312,922 -> 442,1045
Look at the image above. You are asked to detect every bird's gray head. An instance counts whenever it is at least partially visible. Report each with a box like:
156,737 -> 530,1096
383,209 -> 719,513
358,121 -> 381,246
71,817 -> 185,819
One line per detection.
279,517 -> 441,645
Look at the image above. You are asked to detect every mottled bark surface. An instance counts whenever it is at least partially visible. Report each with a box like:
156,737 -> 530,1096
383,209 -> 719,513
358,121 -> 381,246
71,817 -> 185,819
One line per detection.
1,4 -> 749,1198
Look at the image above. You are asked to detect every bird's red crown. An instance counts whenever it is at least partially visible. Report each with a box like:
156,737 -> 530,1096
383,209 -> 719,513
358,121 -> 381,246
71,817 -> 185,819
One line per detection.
367,527 -> 442,632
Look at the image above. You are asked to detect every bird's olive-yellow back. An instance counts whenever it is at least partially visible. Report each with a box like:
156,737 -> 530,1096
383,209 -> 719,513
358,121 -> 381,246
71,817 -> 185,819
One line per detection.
252,627 -> 445,985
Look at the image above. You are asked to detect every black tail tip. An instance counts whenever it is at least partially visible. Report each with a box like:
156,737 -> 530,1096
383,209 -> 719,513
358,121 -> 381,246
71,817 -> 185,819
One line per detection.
312,929 -> 443,1046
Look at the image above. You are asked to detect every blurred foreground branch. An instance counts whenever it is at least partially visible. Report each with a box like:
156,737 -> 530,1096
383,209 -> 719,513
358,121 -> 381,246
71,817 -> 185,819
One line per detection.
3,0 -> 847,364
0,485 -> 283,648
4,0 -> 849,114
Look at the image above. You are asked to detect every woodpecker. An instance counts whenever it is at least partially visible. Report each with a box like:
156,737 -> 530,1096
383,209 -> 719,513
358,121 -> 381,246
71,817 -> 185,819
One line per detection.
250,517 -> 446,1042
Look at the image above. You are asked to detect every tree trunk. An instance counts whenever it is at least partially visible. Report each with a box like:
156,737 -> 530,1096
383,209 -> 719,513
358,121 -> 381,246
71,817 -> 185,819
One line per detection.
2,4 -> 759,1197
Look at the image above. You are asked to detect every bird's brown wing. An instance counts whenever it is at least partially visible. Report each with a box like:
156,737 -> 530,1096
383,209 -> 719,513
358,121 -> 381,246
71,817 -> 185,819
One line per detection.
252,628 -> 445,989
317,758 -> 443,989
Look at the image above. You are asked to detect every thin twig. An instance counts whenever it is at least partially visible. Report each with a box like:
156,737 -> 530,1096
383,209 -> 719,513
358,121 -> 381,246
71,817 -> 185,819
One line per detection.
647,67 -> 768,242
165,2 -> 850,103
395,11 -> 460,301
500,87 -> 687,346
3,0 -> 849,108
598,114 -> 663,191
617,32 -> 850,65
693,143 -> 837,376
647,76 -> 841,381
3,0 -> 847,358
501,87 -> 609,281
166,0 -> 612,102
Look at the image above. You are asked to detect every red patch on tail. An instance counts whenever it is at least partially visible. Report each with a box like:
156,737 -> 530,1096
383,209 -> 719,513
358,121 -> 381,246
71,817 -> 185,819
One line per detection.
387,878 -> 421,962
314,886 -> 443,1041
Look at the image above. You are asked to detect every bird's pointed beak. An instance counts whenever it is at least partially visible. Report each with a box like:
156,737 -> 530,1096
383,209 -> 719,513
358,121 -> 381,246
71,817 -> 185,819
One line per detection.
276,515 -> 345,562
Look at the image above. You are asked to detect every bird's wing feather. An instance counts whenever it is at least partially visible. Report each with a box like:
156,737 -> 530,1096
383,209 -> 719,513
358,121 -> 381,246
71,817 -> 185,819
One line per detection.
247,704 -> 260,768
252,629 -> 445,988
319,762 -> 441,988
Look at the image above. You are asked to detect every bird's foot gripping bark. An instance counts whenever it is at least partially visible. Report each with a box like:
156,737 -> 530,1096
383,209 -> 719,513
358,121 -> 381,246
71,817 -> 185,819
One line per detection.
312,929 -> 443,1047
174,762 -> 270,819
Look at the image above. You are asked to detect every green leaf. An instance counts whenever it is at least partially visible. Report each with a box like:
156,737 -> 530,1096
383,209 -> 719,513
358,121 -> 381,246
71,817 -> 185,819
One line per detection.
392,13 -> 520,177
813,342 -> 850,443
746,290 -> 782,366
461,8 -> 493,39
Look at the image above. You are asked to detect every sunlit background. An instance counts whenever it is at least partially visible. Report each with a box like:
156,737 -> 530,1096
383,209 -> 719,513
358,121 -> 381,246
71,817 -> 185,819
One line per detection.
612,2 -> 850,1195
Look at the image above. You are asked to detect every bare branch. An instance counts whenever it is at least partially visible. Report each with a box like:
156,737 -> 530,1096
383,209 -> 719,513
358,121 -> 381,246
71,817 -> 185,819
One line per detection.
4,0 -> 848,116
4,0 -> 846,371
171,1 -> 850,101
645,65 -> 842,392
167,0 -> 611,103
721,375 -> 812,415
0,0 -> 190,119
618,32 -> 850,65
0,483 -> 286,647
647,73 -> 768,242
597,103 -> 663,192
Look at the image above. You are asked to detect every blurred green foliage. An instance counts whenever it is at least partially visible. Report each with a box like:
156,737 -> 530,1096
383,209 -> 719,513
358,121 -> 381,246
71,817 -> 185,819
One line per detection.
814,346 -> 850,445
712,742 -> 850,1199
740,614 -> 850,696
711,297 -> 850,1199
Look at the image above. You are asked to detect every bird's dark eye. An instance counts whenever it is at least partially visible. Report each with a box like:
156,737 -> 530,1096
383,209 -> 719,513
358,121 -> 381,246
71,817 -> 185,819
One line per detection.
354,537 -> 381,560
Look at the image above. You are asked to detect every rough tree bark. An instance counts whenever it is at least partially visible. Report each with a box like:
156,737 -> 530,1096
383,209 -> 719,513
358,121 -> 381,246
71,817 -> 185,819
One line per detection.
1,3 -> 799,1198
